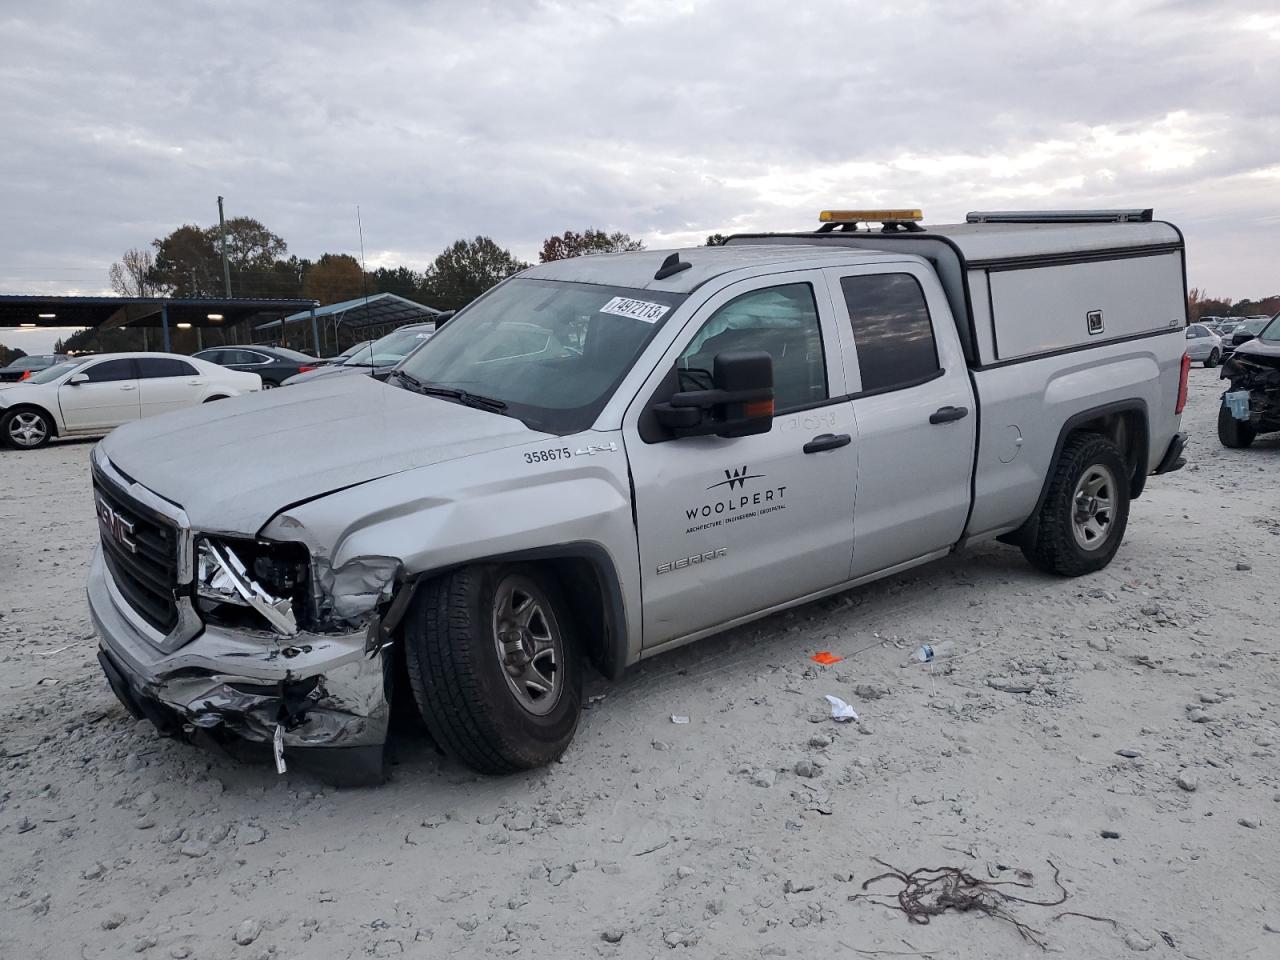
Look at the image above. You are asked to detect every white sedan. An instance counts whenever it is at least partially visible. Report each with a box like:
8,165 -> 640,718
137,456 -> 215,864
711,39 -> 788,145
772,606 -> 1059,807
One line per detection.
0,352 -> 261,450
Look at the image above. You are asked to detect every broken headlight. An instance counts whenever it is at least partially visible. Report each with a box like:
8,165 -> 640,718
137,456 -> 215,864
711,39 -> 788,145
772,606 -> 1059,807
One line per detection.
196,538 -> 309,636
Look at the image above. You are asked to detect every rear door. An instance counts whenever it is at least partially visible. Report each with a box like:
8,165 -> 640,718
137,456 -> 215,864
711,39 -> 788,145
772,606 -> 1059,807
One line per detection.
624,272 -> 858,648
824,266 -> 976,578
57,358 -> 141,431
137,357 -> 205,417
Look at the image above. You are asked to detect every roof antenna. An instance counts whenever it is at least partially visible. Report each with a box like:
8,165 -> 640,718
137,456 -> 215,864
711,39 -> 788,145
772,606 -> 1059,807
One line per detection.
654,252 -> 692,281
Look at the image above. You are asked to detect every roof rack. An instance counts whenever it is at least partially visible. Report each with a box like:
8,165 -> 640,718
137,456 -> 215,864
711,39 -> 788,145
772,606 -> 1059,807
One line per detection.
965,209 -> 1153,224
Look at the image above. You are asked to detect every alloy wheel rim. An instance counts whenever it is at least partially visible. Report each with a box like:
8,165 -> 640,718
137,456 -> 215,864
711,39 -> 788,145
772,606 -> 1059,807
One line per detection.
492,575 -> 562,716
8,412 -> 47,447
1071,464 -> 1116,551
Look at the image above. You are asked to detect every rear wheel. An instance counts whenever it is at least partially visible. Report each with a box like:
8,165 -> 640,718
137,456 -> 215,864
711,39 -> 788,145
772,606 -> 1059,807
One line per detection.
404,564 -> 582,773
3,408 -> 53,449
1205,348 -> 1220,368
1021,434 -> 1130,576
1218,405 -> 1256,448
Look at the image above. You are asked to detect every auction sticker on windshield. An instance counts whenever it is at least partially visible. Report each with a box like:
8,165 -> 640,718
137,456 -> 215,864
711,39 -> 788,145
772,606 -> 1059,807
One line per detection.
599,297 -> 671,323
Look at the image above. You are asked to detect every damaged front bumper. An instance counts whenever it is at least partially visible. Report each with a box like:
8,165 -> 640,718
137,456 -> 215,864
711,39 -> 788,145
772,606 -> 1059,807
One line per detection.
88,547 -> 390,785
1220,348 -> 1280,432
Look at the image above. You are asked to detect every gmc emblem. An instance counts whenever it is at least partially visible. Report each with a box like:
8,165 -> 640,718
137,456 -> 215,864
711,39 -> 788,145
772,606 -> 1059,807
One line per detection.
96,495 -> 136,554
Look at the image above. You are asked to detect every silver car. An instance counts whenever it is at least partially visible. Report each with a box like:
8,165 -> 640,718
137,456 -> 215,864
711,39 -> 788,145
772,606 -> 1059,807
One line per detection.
1184,323 -> 1223,367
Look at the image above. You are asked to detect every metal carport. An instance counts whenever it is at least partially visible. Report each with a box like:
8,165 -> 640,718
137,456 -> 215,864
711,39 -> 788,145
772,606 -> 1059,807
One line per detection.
0,295 -> 318,353
256,293 -> 442,355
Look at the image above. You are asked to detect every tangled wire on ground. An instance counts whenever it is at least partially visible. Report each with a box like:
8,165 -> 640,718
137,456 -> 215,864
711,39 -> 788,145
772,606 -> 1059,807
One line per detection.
849,859 -> 1115,949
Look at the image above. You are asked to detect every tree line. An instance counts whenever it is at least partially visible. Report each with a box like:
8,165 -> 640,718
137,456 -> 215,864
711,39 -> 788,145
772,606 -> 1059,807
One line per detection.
1187,288 -> 1280,323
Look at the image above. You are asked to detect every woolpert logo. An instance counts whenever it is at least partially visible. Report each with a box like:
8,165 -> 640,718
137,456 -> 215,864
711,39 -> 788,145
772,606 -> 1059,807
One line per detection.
707,466 -> 764,491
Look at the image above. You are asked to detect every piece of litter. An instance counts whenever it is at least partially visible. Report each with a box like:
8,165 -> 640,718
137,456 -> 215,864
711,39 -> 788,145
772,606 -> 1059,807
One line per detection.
273,723 -> 287,775
670,715 -> 690,724
811,651 -> 843,666
823,695 -> 858,723
34,644 -> 74,657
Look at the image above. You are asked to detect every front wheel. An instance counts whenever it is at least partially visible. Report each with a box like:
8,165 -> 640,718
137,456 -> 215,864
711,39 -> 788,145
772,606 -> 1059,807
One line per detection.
1205,349 -> 1220,368
1021,434 -> 1130,576
3,408 -> 53,449
1218,405 -> 1256,448
404,564 -> 582,773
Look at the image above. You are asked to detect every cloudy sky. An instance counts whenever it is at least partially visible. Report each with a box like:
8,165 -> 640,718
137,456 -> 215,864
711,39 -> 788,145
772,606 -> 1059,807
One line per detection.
2,0 -> 1278,353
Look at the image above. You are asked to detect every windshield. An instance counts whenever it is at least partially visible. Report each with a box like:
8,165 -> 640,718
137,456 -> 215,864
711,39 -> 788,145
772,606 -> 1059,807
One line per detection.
26,359 -> 87,384
1259,314 -> 1280,343
396,278 -> 687,433
344,327 -> 435,367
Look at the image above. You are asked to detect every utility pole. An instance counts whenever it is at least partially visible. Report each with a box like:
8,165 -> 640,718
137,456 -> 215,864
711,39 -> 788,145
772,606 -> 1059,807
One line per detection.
217,195 -> 232,296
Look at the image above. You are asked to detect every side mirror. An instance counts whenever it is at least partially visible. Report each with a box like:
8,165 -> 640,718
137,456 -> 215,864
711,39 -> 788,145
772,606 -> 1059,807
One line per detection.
652,350 -> 774,439
68,373 -> 88,385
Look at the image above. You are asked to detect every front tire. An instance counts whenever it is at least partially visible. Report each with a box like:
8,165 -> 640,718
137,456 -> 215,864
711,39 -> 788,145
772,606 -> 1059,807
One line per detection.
3,408 -> 53,449
1205,349 -> 1220,368
1021,434 -> 1130,576
1218,405 -> 1256,448
404,564 -> 582,773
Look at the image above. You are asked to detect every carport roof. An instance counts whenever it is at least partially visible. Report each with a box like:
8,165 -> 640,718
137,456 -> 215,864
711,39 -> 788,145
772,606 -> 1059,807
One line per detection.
0,295 -> 317,330
256,292 -> 441,332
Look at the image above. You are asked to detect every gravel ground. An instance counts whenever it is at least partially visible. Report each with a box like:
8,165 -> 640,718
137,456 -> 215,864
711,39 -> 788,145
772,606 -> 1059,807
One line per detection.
2,368 -> 1278,959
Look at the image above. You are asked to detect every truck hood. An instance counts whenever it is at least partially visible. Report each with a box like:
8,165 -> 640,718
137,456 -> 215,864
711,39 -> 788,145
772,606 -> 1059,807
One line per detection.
1232,337 -> 1280,362
100,375 -> 550,534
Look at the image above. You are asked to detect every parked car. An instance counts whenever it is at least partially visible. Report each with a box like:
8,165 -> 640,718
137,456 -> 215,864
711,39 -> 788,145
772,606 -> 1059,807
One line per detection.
191,345 -> 318,387
0,353 -> 70,383
1184,323 -> 1223,367
0,352 -> 260,450
281,324 -> 436,386
315,340 -> 372,367
1218,313 -> 1280,448
87,207 -> 1190,785
1223,317 -> 1270,361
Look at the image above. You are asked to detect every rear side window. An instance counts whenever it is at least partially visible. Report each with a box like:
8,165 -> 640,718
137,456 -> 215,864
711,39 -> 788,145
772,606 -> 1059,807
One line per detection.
137,358 -> 197,378
81,359 -> 136,383
193,349 -> 223,364
840,274 -> 940,393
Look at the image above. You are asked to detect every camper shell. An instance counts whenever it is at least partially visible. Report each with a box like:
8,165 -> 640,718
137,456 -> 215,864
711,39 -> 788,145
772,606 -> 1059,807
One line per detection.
726,208 -> 1188,367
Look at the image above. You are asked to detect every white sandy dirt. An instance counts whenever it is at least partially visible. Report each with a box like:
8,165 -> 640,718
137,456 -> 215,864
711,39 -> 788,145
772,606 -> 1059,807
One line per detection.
1,369 -> 1277,958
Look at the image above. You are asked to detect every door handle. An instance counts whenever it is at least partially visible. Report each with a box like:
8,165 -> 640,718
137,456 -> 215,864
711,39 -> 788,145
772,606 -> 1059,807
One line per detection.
929,405 -> 968,424
803,433 -> 852,454
119,384 -> 137,391
187,379 -> 208,385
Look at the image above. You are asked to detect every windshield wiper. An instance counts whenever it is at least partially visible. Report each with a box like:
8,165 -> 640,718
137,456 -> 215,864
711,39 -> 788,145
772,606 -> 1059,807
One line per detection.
402,376 -> 508,412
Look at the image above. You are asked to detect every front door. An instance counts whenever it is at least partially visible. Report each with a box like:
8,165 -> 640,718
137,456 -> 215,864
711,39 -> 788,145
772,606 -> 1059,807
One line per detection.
624,272 -> 858,648
825,266 -> 976,577
58,357 -> 141,432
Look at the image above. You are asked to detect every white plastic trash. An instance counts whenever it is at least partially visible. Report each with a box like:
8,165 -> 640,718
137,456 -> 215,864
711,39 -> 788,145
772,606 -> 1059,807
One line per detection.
824,695 -> 859,722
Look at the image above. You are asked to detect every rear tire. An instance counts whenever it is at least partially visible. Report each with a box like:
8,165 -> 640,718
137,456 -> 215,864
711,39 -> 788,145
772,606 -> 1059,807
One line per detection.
1021,434 -> 1130,577
1205,349 -> 1220,368
1218,405 -> 1256,448
3,408 -> 53,449
403,564 -> 582,773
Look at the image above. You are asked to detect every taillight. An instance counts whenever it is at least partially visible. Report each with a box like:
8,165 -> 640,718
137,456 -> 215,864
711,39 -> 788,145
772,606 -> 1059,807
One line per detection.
298,366 -> 316,374
1175,352 -> 1191,414
19,370 -> 31,381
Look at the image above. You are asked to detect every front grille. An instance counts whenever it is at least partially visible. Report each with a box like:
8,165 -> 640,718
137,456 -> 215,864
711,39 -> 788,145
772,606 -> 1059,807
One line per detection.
94,476 -> 181,633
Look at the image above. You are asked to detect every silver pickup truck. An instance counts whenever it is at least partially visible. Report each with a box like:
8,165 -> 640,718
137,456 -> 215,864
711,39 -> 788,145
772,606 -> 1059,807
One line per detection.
88,208 -> 1189,784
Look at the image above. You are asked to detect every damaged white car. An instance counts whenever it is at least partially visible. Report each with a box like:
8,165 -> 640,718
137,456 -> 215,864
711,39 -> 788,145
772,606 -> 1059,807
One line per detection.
89,208 -> 1190,785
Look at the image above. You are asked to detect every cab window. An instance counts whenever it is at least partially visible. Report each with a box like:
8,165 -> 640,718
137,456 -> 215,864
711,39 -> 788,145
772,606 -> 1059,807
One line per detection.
677,283 -> 828,412
841,273 -> 940,393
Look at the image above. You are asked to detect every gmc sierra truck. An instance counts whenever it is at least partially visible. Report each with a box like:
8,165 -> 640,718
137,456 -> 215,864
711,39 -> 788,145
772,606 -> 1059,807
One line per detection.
88,208 -> 1190,784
